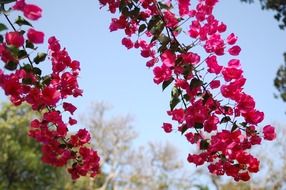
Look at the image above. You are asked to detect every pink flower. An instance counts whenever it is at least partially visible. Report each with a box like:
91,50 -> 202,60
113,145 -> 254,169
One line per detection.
69,117 -> 77,125
263,125 -> 276,141
222,67 -> 243,82
210,80 -> 220,89
23,4 -> 42,20
13,0 -> 25,10
226,33 -> 238,45
187,153 -> 206,166
162,123 -> 172,133
205,0 -> 218,6
206,55 -> 222,74
27,28 -> 44,44
239,172 -> 250,181
189,27 -> 199,38
163,10 -> 178,28
182,52 -> 200,65
140,49 -> 152,58
204,115 -> 219,133
237,94 -> 255,113
161,50 -> 176,67
178,0 -> 190,16
63,102 -> 77,115
243,110 -> 264,124
228,59 -> 241,68
13,0 -> 42,20
248,157 -> 260,173
42,86 -> 61,106
168,108 -> 185,123
76,129 -> 91,144
153,65 -> 172,84
217,22 -> 227,33
228,45 -> 241,56
121,37 -> 133,49
5,32 -> 24,48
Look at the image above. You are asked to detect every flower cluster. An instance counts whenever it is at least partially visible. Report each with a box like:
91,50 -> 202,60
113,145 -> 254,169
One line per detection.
0,0 -> 99,179
99,0 -> 276,181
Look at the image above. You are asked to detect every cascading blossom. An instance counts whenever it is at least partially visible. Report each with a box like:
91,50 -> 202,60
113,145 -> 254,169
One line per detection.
0,0 -> 277,182
99,0 -> 276,181
0,0 -> 100,180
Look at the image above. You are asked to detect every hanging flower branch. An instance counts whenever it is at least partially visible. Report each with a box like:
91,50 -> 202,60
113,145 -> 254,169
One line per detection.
99,0 -> 276,181
0,0 -> 100,180
0,0 -> 277,182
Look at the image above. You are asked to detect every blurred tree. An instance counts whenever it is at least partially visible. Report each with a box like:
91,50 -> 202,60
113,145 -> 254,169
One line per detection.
77,102 -> 196,190
274,53 -> 286,101
0,102 -> 70,190
219,182 -> 253,190
124,142 -> 194,190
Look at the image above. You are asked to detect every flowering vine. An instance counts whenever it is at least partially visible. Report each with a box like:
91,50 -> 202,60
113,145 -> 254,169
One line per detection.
0,0 -> 278,182
99,0 -> 276,181
0,0 -> 99,180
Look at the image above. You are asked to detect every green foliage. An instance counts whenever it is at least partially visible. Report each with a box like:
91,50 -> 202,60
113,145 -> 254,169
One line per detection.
274,53 -> 286,101
0,103 -> 70,190
219,182 -> 253,190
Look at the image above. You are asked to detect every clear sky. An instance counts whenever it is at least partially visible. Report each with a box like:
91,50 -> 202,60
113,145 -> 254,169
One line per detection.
33,0 -> 286,143
2,0 -> 286,184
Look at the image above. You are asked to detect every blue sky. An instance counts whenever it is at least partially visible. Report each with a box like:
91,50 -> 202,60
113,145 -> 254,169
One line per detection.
33,0 -> 286,144
1,0 -> 286,183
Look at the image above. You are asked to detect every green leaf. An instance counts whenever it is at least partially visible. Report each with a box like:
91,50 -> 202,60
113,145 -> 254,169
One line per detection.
0,23 -> 8,32
158,2 -> 171,10
202,92 -> 211,105
22,64 -> 32,72
25,40 -> 35,49
32,67 -> 42,76
130,7 -> 140,18
240,122 -> 248,128
15,16 -> 33,27
157,34 -> 171,53
59,144 -> 67,149
194,122 -> 203,129
158,34 -> 170,44
5,61 -> 17,71
190,78 -> 203,89
42,75 -> 51,86
147,15 -> 161,31
170,97 -> 180,110
169,41 -> 180,52
119,0 -> 126,12
183,94 -> 190,101
180,124 -> 188,135
200,139 -> 209,150
17,50 -> 27,59
22,78 -> 33,85
6,45 -> 19,55
220,116 -> 231,124
0,35 -> 3,43
0,0 -> 16,4
138,24 -> 146,34
231,122 -> 239,132
150,22 -> 164,43
162,78 -> 173,91
171,87 -> 180,97
121,7 -> 129,17
33,53 -> 47,64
